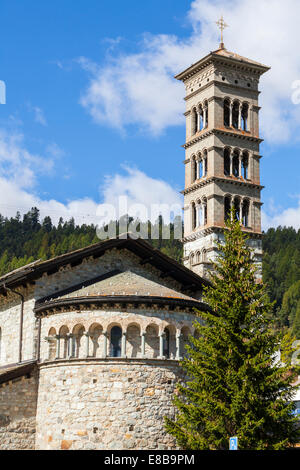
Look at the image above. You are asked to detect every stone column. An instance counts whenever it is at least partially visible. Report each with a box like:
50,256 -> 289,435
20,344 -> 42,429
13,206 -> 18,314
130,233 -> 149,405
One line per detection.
238,104 -> 242,129
175,332 -> 182,360
55,335 -> 61,360
158,333 -> 165,359
102,332 -> 108,358
239,154 -> 242,177
67,334 -> 73,359
196,160 -> 200,180
229,102 -> 233,127
196,204 -> 200,227
203,107 -> 207,128
141,332 -> 146,358
230,151 -> 233,175
240,200 -> 243,223
197,111 -> 201,132
121,332 -> 127,358
84,333 -> 90,358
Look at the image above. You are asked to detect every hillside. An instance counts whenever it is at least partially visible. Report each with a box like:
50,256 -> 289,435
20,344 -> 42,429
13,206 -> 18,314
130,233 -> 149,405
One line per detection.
0,208 -> 299,337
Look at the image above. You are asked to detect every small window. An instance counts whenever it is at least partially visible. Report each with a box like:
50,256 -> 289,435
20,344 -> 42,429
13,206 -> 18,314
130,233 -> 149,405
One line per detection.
110,326 -> 122,357
222,77 -> 226,81
235,80 -> 238,84
247,83 -> 251,88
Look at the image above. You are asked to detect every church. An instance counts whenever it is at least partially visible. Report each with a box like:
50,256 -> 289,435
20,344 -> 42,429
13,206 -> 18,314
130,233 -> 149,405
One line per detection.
0,33 -> 269,450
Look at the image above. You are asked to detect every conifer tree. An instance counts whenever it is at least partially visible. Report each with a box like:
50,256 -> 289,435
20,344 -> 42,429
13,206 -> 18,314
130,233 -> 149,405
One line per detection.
165,212 -> 300,450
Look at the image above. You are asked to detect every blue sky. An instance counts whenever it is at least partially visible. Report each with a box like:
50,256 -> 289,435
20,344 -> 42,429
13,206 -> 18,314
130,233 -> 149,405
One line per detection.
0,0 -> 300,229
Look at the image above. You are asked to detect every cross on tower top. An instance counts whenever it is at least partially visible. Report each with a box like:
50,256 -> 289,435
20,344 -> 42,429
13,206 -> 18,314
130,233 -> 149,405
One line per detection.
216,15 -> 228,49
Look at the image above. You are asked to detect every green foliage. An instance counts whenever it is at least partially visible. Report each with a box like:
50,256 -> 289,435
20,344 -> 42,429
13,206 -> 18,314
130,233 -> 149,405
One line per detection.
165,213 -> 300,450
263,227 -> 300,328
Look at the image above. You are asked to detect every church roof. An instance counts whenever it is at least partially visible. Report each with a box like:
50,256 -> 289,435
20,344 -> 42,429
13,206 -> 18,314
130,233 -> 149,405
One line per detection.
0,360 -> 37,385
175,46 -> 270,81
34,269 -> 207,315
0,235 -> 209,296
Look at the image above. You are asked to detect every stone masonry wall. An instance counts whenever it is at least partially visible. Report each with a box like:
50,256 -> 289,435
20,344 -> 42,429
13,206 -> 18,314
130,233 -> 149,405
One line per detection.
35,360 -> 183,450
0,370 -> 38,450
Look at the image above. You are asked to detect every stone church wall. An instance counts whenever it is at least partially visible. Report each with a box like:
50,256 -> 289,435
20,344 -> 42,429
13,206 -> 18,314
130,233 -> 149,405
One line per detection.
0,370 -> 38,450
35,360 -> 183,450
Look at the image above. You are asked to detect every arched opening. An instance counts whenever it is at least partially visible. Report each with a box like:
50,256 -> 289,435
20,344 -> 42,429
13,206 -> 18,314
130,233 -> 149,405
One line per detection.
232,150 -> 240,177
241,103 -> 249,131
202,198 -> 208,226
203,150 -> 208,176
242,199 -> 250,227
110,326 -> 122,358
72,324 -> 85,358
59,326 -> 69,359
47,327 -> 57,360
224,196 -> 231,222
191,157 -> 197,183
234,197 -> 241,221
199,106 -> 204,131
204,100 -> 208,128
163,327 -> 170,358
145,324 -> 159,358
89,323 -> 102,357
242,152 -> 249,179
199,159 -> 203,179
192,108 -> 197,135
224,148 -> 231,176
192,203 -> 197,230
224,99 -> 230,126
232,101 -> 239,129
127,324 -> 141,358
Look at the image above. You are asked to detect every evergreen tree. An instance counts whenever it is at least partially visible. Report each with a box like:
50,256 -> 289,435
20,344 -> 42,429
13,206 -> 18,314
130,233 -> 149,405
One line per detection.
165,213 -> 300,450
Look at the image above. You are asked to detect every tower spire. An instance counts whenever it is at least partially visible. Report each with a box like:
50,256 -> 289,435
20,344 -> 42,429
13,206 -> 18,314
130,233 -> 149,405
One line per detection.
216,15 -> 228,49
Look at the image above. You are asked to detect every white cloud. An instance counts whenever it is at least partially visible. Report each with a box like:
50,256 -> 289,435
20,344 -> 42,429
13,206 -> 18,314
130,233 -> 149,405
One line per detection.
262,200 -> 300,231
79,0 -> 300,143
0,129 -> 182,226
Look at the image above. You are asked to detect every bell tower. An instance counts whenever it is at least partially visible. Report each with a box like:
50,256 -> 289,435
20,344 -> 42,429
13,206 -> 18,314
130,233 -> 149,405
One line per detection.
175,28 -> 270,279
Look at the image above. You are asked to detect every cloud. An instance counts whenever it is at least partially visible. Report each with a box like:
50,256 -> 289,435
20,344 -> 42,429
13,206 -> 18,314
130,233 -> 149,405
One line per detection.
262,199 -> 300,231
79,0 -> 300,143
0,129 -> 182,226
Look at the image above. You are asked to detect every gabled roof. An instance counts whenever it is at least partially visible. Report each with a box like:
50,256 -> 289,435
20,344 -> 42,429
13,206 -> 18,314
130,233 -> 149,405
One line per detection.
0,235 -> 209,296
175,46 -> 270,82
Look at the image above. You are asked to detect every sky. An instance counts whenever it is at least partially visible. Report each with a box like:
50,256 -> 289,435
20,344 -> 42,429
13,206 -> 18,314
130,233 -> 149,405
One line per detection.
0,0 -> 300,230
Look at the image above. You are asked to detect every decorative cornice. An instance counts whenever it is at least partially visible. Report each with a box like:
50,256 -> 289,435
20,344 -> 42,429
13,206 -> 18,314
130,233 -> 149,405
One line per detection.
182,176 -> 264,195
34,295 -> 209,317
185,80 -> 260,101
183,128 -> 263,149
183,225 -> 263,242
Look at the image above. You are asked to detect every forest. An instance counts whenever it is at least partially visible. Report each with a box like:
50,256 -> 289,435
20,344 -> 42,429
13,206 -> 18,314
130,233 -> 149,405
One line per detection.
0,207 -> 299,338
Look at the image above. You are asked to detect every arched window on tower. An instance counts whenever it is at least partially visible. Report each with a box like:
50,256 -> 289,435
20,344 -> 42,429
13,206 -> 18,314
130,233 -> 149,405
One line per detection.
110,326 -> 122,358
199,106 -> 204,131
203,150 -> 208,176
199,159 -> 203,179
241,103 -> 249,131
224,196 -> 231,222
191,157 -> 197,183
192,108 -> 197,135
203,198 -> 208,225
234,197 -> 241,221
204,100 -> 208,128
242,152 -> 249,179
232,101 -> 239,129
192,203 -> 197,230
224,99 -> 230,127
224,148 -> 231,176
242,199 -> 250,227
232,150 -> 240,177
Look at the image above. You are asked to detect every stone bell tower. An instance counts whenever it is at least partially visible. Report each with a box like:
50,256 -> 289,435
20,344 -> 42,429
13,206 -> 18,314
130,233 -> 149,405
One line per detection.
175,28 -> 270,279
